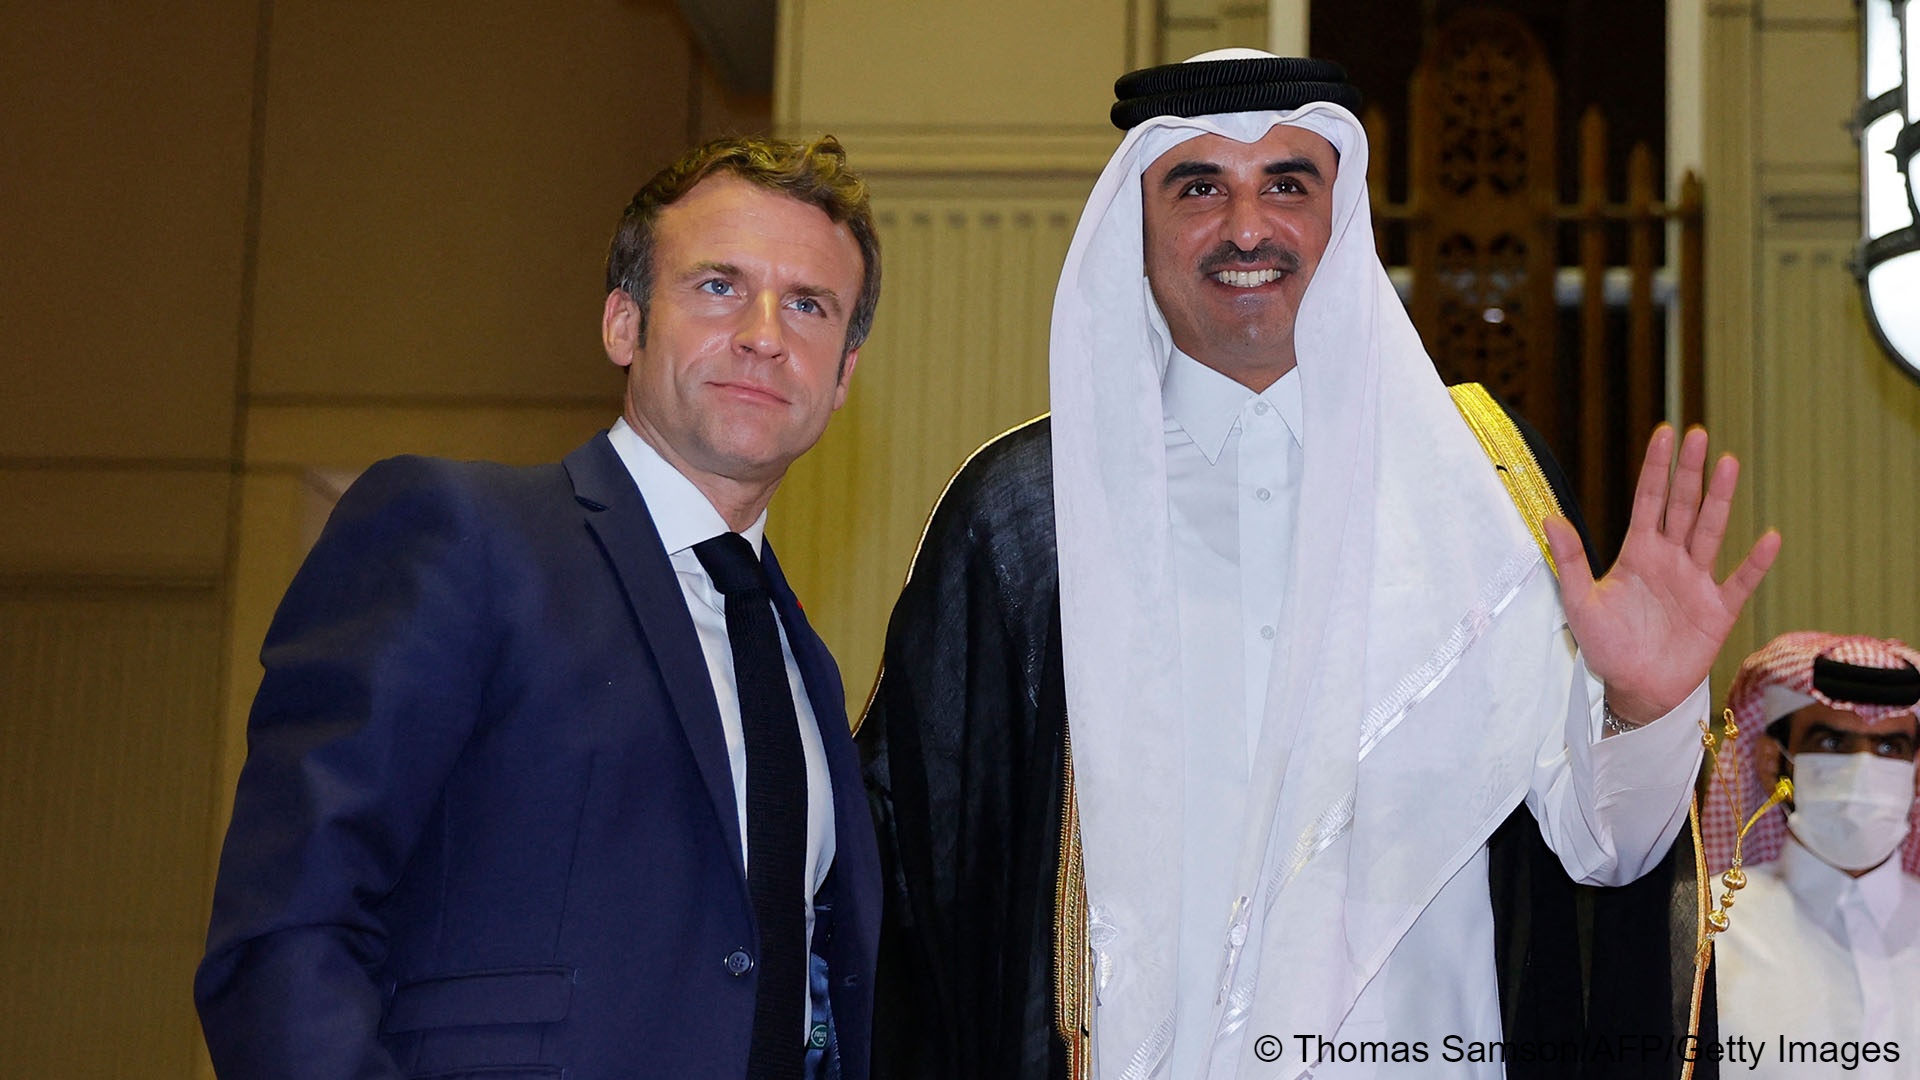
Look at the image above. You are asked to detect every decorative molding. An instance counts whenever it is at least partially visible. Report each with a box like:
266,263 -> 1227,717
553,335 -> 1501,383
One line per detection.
1764,190 -> 1860,224
1755,5 -> 1855,30
1759,163 -> 1867,176
1757,16 -> 1860,30
243,402 -> 613,470
0,574 -> 219,594
1756,0 -> 1852,18
244,391 -> 618,409
0,468 -> 233,580
0,456 -> 233,473
778,126 -> 1121,177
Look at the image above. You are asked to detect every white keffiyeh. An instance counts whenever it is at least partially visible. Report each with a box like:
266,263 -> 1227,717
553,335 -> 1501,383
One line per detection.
1050,49 -> 1576,1079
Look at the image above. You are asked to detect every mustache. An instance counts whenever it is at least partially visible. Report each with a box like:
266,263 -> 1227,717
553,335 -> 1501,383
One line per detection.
1197,242 -> 1302,276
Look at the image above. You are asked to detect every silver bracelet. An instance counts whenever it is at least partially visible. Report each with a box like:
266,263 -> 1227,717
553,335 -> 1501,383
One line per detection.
1601,698 -> 1648,736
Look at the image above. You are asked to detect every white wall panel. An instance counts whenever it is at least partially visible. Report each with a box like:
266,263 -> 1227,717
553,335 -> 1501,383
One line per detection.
772,193 -> 1082,695
0,587 -> 222,1079
1752,241 -> 1920,640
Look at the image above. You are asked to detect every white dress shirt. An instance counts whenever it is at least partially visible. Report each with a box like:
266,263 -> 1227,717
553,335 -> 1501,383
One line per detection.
606,418 -> 835,1031
1716,837 -> 1920,1078
1158,352 -> 1709,1079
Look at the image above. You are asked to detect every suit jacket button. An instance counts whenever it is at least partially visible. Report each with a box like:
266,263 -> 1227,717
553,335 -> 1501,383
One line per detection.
725,948 -> 755,976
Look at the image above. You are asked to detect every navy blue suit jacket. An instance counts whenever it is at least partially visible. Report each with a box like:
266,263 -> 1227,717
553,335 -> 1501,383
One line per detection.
195,433 -> 880,1080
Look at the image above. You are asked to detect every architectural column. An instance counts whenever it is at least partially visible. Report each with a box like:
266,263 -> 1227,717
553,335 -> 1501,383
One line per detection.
1269,0 -> 1310,55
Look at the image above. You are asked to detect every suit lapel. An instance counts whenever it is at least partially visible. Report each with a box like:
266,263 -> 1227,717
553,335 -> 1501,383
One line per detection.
565,434 -> 746,885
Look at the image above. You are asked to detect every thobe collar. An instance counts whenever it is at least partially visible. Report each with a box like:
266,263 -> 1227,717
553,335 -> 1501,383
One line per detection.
606,417 -> 767,557
1161,347 -> 1304,465
1776,834 -> 1909,935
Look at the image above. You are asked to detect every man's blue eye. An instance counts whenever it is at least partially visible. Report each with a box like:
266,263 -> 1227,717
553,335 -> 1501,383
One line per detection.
700,280 -> 733,295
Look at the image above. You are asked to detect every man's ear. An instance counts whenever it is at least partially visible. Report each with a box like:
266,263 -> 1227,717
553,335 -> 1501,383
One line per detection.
1756,735 -> 1788,797
831,347 -> 860,410
603,290 -> 641,369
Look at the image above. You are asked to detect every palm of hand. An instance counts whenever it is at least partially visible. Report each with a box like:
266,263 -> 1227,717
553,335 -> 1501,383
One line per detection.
1543,426 -> 1780,726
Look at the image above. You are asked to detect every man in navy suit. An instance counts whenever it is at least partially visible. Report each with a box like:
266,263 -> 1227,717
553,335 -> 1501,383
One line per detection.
194,135 -> 883,1080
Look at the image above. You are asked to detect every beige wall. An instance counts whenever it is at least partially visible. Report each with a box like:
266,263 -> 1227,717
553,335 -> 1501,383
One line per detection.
1162,0 -> 1269,63
0,3 -> 764,1075
3,5 -> 259,1073
1,3 -> 257,583
770,0 -> 1157,696
1703,0 -> 1920,688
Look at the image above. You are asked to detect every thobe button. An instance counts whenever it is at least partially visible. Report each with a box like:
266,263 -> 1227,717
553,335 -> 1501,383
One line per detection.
1260,625 -> 1275,640
724,948 -> 755,976
1253,401 -> 1270,415
1228,923 -> 1248,946
1255,487 -> 1271,501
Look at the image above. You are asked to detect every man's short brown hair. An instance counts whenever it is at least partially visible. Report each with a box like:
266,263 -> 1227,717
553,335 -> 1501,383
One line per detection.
606,134 -> 881,356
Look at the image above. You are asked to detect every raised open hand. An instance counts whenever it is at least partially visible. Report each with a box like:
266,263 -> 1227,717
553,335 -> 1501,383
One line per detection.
1542,425 -> 1781,726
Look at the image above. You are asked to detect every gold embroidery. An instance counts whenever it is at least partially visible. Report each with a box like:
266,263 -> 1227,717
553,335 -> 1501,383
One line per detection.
1054,733 -> 1091,1079
1446,382 -> 1710,1077
1445,382 -> 1563,572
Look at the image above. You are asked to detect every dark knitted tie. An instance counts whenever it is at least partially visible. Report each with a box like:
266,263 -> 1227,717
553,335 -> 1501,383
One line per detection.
693,532 -> 807,1078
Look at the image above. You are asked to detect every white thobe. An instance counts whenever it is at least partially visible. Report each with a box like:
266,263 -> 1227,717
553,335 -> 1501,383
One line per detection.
607,417 -> 835,1033
1716,838 -> 1920,1078
1159,352 -> 1708,1079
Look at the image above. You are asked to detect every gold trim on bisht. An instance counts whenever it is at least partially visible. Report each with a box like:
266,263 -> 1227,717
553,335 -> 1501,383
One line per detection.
1446,382 -> 1562,573
1054,732 -> 1092,1079
1048,385 -> 1707,1076
1446,382 -> 1710,1078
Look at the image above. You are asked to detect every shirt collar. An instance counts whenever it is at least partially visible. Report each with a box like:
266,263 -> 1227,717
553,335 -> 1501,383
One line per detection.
1160,348 -> 1304,465
1854,843 -> 1912,928
1777,833 -> 1908,932
606,417 -> 766,557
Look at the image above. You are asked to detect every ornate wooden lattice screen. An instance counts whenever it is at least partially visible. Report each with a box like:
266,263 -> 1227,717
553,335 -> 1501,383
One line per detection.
1371,8 -> 1705,560
1407,10 -> 1562,445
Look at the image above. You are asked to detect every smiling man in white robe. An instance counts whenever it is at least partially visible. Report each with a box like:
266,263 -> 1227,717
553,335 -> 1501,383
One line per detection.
859,52 -> 1780,1080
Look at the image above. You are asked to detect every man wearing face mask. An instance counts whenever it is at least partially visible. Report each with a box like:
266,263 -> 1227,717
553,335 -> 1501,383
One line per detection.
1705,632 -> 1920,1075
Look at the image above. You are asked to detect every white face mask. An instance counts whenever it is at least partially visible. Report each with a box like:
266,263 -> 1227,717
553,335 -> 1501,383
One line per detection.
1785,752 -> 1916,872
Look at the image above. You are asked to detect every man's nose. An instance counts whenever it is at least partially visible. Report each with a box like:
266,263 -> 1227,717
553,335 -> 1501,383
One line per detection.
734,292 -> 787,360
1221,192 -> 1274,252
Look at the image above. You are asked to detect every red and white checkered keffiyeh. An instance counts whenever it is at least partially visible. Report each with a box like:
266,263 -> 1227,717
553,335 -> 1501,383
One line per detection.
1701,631 -> 1920,875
